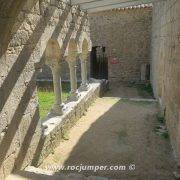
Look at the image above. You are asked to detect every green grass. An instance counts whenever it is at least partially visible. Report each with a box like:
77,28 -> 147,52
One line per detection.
38,91 -> 55,118
38,82 -> 70,119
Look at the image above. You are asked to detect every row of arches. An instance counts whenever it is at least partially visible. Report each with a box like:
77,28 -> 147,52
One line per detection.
41,35 -> 92,116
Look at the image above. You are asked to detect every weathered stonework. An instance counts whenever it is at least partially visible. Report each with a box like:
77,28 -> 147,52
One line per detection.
0,0 -> 180,178
0,0 -> 91,178
151,0 -> 180,165
89,7 -> 152,82
37,7 -> 152,83
32,81 -> 105,166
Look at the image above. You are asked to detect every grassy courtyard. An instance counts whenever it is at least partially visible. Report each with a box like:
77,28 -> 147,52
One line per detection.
38,82 -> 70,118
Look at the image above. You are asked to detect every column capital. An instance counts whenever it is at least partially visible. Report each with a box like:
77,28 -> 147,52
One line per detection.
65,58 -> 77,69
65,51 -> 78,63
79,52 -> 89,61
46,58 -> 61,71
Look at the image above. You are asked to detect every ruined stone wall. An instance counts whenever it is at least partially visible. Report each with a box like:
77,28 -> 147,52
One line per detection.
89,8 -> 152,82
0,0 -> 90,178
151,0 -> 180,164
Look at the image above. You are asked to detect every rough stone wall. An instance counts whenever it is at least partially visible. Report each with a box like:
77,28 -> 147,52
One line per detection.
151,0 -> 180,164
89,8 -> 152,82
0,0 -> 90,178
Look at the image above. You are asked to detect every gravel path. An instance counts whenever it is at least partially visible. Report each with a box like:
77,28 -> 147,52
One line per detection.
40,85 -> 175,180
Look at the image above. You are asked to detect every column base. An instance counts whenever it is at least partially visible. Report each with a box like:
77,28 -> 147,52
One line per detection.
51,104 -> 64,116
79,83 -> 89,92
68,91 -> 79,102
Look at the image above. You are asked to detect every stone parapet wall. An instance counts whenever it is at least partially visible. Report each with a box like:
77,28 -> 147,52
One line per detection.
151,0 -> 180,164
89,8 -> 152,82
0,0 -> 90,178
31,81 -> 105,166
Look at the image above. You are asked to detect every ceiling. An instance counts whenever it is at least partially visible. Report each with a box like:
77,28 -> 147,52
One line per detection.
71,0 -> 156,13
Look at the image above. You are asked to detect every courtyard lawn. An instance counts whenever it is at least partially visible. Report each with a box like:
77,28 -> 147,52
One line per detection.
38,82 -> 70,119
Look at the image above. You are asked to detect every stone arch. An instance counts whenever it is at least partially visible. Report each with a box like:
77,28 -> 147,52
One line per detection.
65,38 -> 79,59
45,39 -> 61,65
38,38 -> 63,116
78,32 -> 92,54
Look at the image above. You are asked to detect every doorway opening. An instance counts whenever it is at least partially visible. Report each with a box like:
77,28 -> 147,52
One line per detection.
90,46 -> 108,80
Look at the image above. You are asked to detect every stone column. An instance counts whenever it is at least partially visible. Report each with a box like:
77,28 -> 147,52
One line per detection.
79,53 -> 89,91
67,59 -> 78,101
51,66 -> 63,115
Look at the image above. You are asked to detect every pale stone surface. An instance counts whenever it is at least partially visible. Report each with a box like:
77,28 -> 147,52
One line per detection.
150,0 -> 180,165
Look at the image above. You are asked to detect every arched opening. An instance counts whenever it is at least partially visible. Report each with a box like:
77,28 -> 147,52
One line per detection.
37,39 -> 68,119
68,39 -> 78,57
45,39 -> 61,60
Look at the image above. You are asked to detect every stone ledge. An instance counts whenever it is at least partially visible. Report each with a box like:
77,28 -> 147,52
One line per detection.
33,80 -> 107,166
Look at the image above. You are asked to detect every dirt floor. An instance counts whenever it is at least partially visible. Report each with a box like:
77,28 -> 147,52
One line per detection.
40,83 -> 175,180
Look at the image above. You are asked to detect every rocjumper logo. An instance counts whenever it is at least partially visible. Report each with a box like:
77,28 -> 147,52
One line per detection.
44,164 -> 136,173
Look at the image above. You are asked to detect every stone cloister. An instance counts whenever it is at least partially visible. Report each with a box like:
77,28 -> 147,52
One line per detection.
0,0 -> 180,179
44,36 -> 91,115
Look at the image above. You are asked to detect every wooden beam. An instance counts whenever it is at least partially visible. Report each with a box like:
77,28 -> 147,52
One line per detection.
80,0 -> 148,9
72,0 -> 153,6
72,0 -> 166,13
84,0 -> 153,13
71,0 -> 103,5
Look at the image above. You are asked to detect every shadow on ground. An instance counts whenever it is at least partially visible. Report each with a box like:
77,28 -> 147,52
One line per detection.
40,88 -> 175,179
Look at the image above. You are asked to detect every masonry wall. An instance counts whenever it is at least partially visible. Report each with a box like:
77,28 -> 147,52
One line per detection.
151,0 -> 180,164
89,8 -> 152,82
0,0 -> 90,178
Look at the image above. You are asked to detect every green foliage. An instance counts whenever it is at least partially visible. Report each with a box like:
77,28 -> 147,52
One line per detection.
157,114 -> 166,124
161,132 -> 169,139
155,113 -> 169,140
137,83 -> 154,97
143,83 -> 153,95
